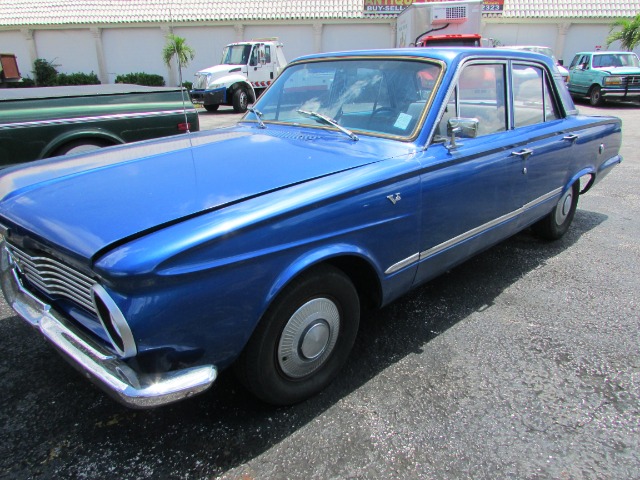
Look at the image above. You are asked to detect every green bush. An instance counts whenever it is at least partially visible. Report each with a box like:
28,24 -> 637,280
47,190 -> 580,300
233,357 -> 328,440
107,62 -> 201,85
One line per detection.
30,58 -> 100,86
182,81 -> 193,90
56,72 -> 100,85
5,77 -> 35,88
32,58 -> 59,86
115,72 -> 165,86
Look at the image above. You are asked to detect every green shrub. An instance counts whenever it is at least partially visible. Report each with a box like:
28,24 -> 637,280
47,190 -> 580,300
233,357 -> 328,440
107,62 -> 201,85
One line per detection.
115,72 -> 165,86
30,58 -> 100,86
56,72 -> 100,85
32,58 -> 59,86
182,81 -> 193,90
6,77 -> 35,88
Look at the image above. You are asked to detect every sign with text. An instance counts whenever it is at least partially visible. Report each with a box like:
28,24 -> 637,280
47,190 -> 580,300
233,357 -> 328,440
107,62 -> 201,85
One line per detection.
363,0 -> 502,15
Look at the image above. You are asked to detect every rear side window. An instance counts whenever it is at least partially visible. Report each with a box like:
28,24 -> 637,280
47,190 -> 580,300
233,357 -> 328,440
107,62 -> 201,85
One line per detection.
512,64 -> 559,127
457,63 -> 507,136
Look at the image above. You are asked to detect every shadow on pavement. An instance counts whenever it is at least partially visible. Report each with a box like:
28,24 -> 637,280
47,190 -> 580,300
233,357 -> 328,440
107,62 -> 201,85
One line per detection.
0,209 -> 607,479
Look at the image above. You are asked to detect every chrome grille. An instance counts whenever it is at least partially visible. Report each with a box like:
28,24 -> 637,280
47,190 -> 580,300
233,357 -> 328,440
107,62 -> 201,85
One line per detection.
626,76 -> 640,86
193,73 -> 210,90
6,243 -> 97,314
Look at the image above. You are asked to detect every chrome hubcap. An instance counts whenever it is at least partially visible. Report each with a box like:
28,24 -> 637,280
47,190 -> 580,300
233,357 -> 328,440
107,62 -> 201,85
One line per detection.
555,188 -> 573,225
278,298 -> 340,378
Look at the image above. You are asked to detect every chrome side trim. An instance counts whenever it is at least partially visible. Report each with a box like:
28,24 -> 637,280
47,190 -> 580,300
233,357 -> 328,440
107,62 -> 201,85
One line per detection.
384,187 -> 563,274
0,243 -> 217,408
385,253 -> 420,275
0,109 -> 189,130
420,187 -> 562,260
522,187 -> 562,211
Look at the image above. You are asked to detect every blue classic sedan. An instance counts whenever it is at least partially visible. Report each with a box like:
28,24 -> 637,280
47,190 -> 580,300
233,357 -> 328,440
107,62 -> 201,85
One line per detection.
0,48 -> 622,408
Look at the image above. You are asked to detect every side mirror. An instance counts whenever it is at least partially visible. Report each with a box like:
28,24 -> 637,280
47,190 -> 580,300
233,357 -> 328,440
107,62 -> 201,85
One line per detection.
446,117 -> 479,149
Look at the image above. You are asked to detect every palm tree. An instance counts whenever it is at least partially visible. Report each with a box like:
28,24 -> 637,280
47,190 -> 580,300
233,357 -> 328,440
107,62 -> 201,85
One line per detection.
606,14 -> 640,51
163,34 -> 195,69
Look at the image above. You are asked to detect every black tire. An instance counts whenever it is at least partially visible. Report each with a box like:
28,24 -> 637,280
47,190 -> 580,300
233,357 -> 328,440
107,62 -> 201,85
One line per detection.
234,265 -> 360,405
532,182 -> 579,240
589,85 -> 604,106
232,88 -> 249,113
53,139 -> 110,157
204,104 -> 219,112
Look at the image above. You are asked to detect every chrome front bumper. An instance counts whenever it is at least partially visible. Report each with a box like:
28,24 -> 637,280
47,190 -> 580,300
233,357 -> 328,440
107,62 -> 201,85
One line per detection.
0,245 -> 217,408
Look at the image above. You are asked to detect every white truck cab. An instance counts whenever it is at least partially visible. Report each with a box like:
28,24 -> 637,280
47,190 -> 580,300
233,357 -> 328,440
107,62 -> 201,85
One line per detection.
190,39 -> 287,113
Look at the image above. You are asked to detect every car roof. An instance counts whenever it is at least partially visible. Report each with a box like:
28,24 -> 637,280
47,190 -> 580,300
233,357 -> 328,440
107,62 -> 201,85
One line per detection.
292,47 -> 554,67
576,51 -> 635,55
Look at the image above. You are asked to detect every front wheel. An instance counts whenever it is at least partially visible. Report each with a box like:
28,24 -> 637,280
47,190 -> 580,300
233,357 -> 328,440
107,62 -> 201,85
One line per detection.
234,265 -> 360,405
232,88 -> 249,113
532,182 -> 579,240
589,85 -> 604,106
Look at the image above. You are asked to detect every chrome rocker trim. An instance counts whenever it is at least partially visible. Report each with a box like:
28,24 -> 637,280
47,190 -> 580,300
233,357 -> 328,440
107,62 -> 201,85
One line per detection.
0,246 -> 217,408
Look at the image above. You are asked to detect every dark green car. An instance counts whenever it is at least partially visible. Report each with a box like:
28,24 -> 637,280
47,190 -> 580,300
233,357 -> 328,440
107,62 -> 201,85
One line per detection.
0,84 -> 199,167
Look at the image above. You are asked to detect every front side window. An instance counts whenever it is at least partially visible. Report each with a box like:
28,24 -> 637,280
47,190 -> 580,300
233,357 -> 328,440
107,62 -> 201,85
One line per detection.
248,58 -> 442,139
513,64 -> 559,127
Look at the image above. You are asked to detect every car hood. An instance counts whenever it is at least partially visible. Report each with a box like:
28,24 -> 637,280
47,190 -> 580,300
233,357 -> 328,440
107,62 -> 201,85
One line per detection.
196,64 -> 245,77
0,125 -> 401,262
597,67 -> 640,75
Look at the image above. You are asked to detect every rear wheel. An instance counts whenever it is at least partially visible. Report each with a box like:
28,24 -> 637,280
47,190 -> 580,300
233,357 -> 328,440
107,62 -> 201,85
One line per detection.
235,265 -> 360,405
232,88 -> 249,113
589,85 -> 604,106
532,182 -> 579,240
204,104 -> 219,112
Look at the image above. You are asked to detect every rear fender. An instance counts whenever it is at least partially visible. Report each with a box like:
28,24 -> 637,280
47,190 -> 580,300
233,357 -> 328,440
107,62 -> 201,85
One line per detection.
41,129 -> 124,159
567,167 -> 596,195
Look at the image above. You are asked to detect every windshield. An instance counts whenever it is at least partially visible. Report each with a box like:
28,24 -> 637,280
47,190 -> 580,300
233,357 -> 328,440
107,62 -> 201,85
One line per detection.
245,58 -> 442,139
220,44 -> 252,65
592,53 -> 640,68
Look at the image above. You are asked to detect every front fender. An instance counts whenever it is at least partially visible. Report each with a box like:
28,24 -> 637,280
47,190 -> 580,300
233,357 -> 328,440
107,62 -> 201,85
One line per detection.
41,128 -> 124,158
265,244 -> 382,306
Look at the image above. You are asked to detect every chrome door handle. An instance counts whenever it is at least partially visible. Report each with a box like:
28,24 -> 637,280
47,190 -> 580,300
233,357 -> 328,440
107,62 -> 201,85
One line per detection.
511,148 -> 533,159
563,133 -> 579,142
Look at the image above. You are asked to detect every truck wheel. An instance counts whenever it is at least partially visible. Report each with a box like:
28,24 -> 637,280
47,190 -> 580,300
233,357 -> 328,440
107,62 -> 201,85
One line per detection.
234,265 -> 360,405
53,139 -> 110,157
232,89 -> 249,113
204,104 -> 219,112
532,182 -> 579,240
589,85 -> 604,106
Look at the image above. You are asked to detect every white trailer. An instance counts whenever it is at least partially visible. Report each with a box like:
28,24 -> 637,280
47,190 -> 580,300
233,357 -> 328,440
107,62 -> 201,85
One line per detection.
396,0 -> 484,48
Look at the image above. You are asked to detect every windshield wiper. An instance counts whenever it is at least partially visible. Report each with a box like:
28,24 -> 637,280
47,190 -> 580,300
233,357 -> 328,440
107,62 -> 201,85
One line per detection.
247,107 -> 266,129
297,109 -> 358,142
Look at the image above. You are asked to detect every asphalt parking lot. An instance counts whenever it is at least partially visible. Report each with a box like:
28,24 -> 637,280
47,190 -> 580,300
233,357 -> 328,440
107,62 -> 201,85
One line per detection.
1,101 -> 638,480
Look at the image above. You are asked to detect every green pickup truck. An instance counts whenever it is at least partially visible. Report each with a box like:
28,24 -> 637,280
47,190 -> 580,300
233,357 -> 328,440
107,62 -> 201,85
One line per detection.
0,84 -> 199,167
567,51 -> 640,106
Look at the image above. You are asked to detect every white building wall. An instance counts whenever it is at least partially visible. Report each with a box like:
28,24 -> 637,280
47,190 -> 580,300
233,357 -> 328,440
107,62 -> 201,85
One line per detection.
322,23 -> 392,53
243,24 -> 314,61
102,27 -> 167,84
0,30 -> 32,78
172,25 -> 236,83
482,23 -> 558,50
3,18 -> 640,86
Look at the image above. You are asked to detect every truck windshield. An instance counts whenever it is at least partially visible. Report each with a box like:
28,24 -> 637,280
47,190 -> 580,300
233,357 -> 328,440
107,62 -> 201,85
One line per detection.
220,45 -> 252,65
592,53 -> 640,68
246,58 -> 442,139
